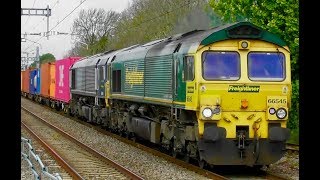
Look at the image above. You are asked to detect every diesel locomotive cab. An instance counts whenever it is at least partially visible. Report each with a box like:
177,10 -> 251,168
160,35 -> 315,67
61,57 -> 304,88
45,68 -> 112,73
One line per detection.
196,39 -> 291,166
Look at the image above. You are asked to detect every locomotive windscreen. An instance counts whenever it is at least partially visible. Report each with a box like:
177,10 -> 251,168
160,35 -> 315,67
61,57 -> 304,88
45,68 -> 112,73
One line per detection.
202,51 -> 240,80
248,52 -> 285,81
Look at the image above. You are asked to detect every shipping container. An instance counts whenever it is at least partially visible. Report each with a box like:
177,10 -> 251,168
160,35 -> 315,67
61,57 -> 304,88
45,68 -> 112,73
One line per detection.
55,57 -> 81,102
40,62 -> 55,98
50,62 -> 55,99
40,63 -> 49,97
29,68 -> 41,95
22,69 -> 30,93
21,71 -> 23,91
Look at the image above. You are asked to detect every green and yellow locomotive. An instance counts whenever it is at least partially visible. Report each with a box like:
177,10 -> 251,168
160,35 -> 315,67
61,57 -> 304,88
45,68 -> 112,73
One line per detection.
71,21 -> 291,167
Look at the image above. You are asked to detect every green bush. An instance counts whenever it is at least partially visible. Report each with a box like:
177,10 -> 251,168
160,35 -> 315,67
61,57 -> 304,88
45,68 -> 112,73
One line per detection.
288,79 -> 299,130
287,79 -> 299,144
288,128 -> 299,144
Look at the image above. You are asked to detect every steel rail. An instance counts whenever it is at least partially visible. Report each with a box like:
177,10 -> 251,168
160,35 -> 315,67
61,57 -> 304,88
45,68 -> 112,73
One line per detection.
286,143 -> 299,152
21,100 -> 228,180
21,121 -> 83,179
22,97 -> 295,180
22,106 -> 143,180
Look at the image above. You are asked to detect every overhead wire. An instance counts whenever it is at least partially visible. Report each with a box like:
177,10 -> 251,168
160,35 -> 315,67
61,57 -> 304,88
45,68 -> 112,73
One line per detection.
50,0 -> 87,31
23,0 -> 37,28
51,0 -> 60,9
23,0 -> 196,51
23,0 -> 88,51
29,0 -> 60,32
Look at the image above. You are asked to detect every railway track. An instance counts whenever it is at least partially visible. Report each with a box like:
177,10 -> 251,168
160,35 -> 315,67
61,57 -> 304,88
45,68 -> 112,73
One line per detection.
21,98 -> 228,179
286,143 -> 299,153
21,97 -> 296,179
21,106 -> 143,180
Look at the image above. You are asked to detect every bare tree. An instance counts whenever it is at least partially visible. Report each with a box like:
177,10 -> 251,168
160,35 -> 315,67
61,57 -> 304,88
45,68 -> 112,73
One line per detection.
109,0 -> 204,49
71,8 -> 120,46
65,0 -> 214,56
64,45 -> 82,58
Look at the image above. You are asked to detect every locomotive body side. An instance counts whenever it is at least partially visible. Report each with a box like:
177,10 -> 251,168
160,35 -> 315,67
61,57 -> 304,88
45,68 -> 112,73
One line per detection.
69,54 -> 102,121
69,50 -> 123,124
104,22 -> 291,166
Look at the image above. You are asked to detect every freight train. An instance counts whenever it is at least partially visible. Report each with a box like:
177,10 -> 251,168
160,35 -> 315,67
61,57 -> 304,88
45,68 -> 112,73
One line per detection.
21,57 -> 81,110
21,21 -> 291,168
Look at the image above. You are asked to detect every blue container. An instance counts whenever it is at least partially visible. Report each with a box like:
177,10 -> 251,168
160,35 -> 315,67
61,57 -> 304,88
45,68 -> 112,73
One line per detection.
29,69 -> 41,95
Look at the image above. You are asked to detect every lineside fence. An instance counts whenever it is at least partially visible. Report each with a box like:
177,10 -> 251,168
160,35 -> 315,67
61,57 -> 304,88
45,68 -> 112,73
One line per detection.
21,136 -> 62,180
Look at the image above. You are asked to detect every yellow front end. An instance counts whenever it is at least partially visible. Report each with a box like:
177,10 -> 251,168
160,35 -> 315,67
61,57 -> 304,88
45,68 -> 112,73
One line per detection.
198,84 -> 290,139
186,39 -> 291,165
185,39 -> 291,139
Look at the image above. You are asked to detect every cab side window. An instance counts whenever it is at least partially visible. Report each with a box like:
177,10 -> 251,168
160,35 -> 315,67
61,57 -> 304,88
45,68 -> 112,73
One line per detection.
99,66 -> 105,81
71,69 -> 75,89
184,56 -> 194,81
112,70 -> 121,93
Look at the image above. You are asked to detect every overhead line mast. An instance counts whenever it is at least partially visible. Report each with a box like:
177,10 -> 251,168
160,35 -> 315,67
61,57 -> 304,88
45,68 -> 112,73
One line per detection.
21,5 -> 52,40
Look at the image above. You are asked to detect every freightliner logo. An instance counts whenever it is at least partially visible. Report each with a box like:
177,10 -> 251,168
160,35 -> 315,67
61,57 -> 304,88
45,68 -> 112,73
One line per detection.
228,85 -> 260,92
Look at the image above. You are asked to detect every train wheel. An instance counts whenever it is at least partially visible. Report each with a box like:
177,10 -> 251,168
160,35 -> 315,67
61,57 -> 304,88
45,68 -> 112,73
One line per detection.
75,108 -> 80,118
55,103 -> 60,111
38,97 -> 42,104
124,132 -> 129,139
198,159 -> 207,169
183,155 -> 190,163
51,102 -> 55,109
69,110 -> 74,117
172,150 -> 177,158
253,165 -> 263,170
63,106 -> 69,114
169,139 -> 176,158
132,135 -> 136,142
45,100 -> 50,106
69,106 -> 75,116
127,132 -> 134,140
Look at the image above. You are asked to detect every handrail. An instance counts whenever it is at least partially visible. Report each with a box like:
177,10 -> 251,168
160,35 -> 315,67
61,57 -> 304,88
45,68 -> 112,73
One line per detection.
21,137 -> 62,180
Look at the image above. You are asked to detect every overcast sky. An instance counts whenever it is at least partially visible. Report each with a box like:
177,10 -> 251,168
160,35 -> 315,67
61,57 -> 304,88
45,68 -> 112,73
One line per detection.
21,0 -> 132,60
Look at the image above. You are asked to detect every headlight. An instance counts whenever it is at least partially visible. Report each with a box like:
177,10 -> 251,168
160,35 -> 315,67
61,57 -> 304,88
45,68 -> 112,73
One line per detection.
269,108 -> 276,115
241,41 -> 248,48
202,108 -> 213,118
276,108 -> 287,119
